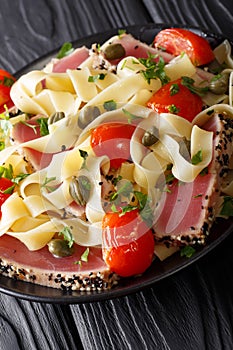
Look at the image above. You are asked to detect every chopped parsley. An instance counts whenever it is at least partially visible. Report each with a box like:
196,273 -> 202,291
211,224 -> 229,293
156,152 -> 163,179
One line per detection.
56,42 -> 74,59
103,99 -> 117,111
88,73 -> 106,83
79,149 -> 88,169
41,176 -> 57,192
191,149 -> 203,165
138,54 -> 170,85
118,29 -> 126,37
75,247 -> 90,265
1,185 -> 15,194
110,184 -> 153,227
12,173 -> 30,184
0,106 -> 13,146
181,76 -> 208,96
165,173 -> 175,184
0,164 -> 29,193
207,109 -> 214,116
58,226 -> 74,248
220,196 -> 233,216
170,83 -> 180,96
193,194 -> 203,198
36,117 -> 49,136
0,164 -> 13,179
200,167 -> 208,176
0,76 -> 15,87
180,245 -> 196,258
109,180 -> 133,202
122,108 -> 142,123
168,104 -> 179,114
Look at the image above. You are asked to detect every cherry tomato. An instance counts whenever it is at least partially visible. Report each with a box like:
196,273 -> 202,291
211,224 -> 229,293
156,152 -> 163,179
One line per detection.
154,28 -> 215,66
147,78 -> 203,122
0,177 -> 14,217
102,209 -> 154,277
0,69 -> 16,113
90,122 -> 136,169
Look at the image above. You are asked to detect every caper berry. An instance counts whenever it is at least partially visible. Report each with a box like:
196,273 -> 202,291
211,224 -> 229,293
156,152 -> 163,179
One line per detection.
209,73 -> 229,95
48,239 -> 74,257
48,111 -> 65,125
142,126 -> 159,146
104,43 -> 126,60
78,106 -> 100,129
69,175 -> 91,206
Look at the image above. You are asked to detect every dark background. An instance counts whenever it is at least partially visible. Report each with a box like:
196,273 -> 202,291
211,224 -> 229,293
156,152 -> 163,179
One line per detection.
1,1 -> 233,349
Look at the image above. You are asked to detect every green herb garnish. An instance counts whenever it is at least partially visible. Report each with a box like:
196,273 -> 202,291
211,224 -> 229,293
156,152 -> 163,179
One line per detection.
180,245 -> 196,258
181,76 -> 209,96
170,83 -> 180,95
58,226 -> 74,248
75,247 -> 90,265
191,149 -> 203,165
0,164 -> 13,179
79,149 -> 88,169
103,99 -> 117,111
36,117 -> 49,136
168,104 -> 179,114
138,54 -> 170,85
41,176 -> 57,192
88,73 -> 106,83
122,108 -> 142,123
56,42 -> 74,59
118,29 -> 126,37
0,76 -> 14,87
220,196 -> 233,216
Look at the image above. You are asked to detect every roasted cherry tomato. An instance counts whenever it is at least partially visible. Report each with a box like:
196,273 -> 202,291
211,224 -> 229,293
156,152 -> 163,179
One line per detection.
0,69 -> 16,113
102,209 -> 154,277
0,177 -> 14,217
90,122 -> 136,169
154,28 -> 215,66
147,78 -> 203,122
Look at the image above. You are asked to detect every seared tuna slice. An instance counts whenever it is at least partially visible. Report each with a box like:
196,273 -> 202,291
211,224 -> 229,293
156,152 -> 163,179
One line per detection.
154,112 -> 233,246
0,235 -> 118,291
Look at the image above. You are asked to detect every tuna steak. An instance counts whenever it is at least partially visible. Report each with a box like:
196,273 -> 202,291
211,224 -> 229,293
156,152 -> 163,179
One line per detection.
154,112 -> 233,245
0,235 -> 118,291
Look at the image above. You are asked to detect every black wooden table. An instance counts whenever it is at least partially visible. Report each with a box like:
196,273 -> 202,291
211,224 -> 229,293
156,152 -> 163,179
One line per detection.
1,1 -> 233,349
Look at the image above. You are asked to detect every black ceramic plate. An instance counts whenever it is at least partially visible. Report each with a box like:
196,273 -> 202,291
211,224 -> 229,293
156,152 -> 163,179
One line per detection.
0,23 -> 233,304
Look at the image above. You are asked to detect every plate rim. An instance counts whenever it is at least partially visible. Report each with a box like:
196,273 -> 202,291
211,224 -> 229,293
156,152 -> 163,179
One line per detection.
1,22 -> 233,304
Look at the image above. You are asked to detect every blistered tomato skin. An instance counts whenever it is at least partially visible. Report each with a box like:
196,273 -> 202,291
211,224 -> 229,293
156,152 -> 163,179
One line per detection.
102,209 -> 155,277
146,78 -> 203,122
154,28 -> 215,66
90,122 -> 136,169
0,178 -> 14,217
0,69 -> 16,113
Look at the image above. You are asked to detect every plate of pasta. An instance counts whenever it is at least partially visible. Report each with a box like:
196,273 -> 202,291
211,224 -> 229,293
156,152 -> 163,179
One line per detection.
0,23 -> 233,304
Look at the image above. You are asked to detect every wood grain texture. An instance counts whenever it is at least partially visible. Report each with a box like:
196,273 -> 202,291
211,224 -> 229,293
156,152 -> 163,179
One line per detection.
0,1 -> 233,349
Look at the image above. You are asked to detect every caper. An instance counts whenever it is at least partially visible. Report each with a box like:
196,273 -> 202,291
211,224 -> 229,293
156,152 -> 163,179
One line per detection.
142,126 -> 159,146
104,43 -> 126,60
78,106 -> 100,129
69,175 -> 91,206
48,239 -> 74,257
48,111 -> 65,125
209,73 -> 229,95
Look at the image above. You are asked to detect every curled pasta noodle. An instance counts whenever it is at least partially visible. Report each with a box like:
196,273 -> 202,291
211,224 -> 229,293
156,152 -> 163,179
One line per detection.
2,32 -> 233,255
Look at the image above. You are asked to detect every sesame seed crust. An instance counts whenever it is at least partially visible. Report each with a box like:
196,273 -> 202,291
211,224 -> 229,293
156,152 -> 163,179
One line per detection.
154,112 -> 233,247
0,258 -> 119,291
